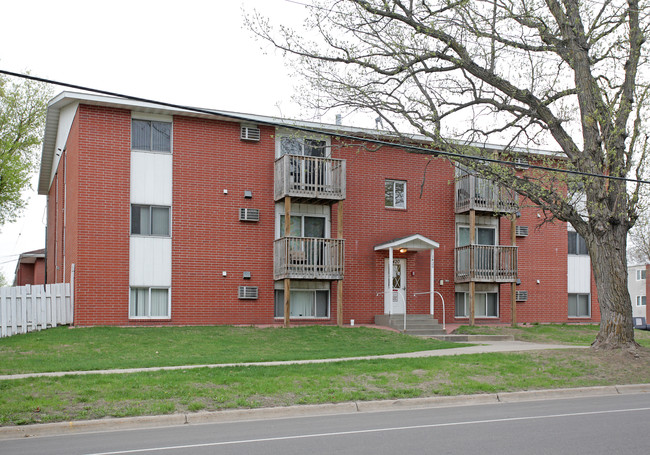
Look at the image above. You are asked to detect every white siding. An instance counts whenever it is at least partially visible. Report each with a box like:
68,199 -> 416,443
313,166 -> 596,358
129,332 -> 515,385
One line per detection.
567,255 -> 591,293
49,102 -> 79,185
129,237 -> 172,286
130,152 -> 173,205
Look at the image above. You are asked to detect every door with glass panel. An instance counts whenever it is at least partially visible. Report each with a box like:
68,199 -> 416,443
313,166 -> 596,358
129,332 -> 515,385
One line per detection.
384,258 -> 406,314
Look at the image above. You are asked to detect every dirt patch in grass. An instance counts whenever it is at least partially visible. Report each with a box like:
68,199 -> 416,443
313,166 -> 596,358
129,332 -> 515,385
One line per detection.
522,347 -> 650,385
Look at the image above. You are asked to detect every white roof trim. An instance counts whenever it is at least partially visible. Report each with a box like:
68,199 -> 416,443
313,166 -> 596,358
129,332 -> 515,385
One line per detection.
374,234 -> 440,251
38,91 -> 565,194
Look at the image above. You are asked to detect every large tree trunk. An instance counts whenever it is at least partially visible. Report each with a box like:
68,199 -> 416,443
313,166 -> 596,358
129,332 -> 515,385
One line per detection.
587,225 -> 638,350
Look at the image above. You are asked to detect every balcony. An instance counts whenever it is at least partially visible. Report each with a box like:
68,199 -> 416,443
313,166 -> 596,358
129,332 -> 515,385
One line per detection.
455,173 -> 518,214
454,244 -> 518,283
274,155 -> 346,203
274,237 -> 345,280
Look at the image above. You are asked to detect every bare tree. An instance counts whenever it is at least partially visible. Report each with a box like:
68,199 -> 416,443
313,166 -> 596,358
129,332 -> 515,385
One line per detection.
249,0 -> 650,350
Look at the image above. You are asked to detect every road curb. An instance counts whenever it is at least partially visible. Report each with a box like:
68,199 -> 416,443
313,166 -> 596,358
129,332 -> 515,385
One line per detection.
1,384 -> 647,440
497,385 -> 618,402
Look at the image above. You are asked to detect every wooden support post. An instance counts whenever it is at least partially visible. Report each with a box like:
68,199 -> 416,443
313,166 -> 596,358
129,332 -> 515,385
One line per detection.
284,197 -> 291,328
469,209 -> 476,327
283,278 -> 290,328
337,201 -> 344,327
511,217 -> 517,327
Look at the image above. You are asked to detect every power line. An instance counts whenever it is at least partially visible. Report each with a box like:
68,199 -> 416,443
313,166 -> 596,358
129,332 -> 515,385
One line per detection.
1,68 -> 648,185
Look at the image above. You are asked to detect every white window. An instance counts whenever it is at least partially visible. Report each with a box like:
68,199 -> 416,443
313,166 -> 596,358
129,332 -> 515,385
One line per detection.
274,290 -> 329,318
130,287 -> 170,318
385,179 -> 406,209
568,293 -> 590,317
132,119 -> 172,152
568,231 -> 588,255
637,269 -> 646,280
637,295 -> 647,306
131,205 -> 170,236
455,292 -> 498,318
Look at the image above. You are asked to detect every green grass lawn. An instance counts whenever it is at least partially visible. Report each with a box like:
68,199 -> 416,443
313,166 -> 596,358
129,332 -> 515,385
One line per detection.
0,325 -> 463,375
455,323 -> 650,347
1,324 -> 649,427
2,348 -> 648,426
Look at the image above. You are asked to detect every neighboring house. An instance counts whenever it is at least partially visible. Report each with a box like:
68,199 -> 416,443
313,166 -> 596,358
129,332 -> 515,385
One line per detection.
37,91 -> 600,327
13,249 -> 46,286
627,263 -> 647,319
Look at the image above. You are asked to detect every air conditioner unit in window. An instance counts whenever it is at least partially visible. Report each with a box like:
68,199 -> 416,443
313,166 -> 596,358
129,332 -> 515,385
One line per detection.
240,125 -> 261,142
515,226 -> 529,237
515,290 -> 528,302
238,286 -> 259,300
239,208 -> 260,222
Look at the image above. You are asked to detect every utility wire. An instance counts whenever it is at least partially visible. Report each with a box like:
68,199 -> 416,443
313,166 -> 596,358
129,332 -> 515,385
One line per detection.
1,68 -> 648,185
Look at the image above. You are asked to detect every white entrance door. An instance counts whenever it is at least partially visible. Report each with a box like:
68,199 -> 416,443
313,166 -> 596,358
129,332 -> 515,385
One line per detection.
384,258 -> 406,314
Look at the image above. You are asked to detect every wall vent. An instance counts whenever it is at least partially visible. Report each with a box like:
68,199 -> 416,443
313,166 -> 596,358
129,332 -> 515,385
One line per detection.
238,286 -> 259,300
514,157 -> 529,169
515,225 -> 529,237
240,125 -> 261,141
239,208 -> 260,222
515,290 -> 528,302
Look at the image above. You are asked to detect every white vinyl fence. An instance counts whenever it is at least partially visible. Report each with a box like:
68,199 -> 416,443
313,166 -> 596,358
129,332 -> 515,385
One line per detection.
0,283 -> 73,338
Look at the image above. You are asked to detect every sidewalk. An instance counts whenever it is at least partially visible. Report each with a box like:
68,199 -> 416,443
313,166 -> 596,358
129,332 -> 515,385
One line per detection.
0,339 -> 586,381
2,339 -> 641,441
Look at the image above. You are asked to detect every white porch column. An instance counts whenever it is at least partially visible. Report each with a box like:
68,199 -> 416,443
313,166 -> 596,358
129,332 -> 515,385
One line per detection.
388,247 -> 393,315
430,249 -> 434,315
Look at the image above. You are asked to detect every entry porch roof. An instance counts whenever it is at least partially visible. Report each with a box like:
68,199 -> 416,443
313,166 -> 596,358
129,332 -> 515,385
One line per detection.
373,234 -> 439,252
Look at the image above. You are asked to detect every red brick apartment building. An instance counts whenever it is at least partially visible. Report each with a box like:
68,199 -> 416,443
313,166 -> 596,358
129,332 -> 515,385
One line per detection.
37,92 -> 599,330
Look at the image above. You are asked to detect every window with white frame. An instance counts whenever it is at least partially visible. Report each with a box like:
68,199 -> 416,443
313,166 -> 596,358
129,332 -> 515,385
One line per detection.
568,231 -> 588,255
274,289 -> 329,318
637,295 -> 647,306
455,292 -> 498,318
130,287 -> 170,318
132,119 -> 171,153
637,269 -> 646,280
131,205 -> 170,236
385,179 -> 406,209
568,293 -> 590,317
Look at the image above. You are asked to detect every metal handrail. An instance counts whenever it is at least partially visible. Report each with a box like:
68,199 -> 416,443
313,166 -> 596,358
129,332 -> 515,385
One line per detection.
413,291 -> 446,330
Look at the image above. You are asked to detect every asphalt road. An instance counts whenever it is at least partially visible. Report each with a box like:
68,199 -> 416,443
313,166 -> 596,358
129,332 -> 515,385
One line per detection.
2,394 -> 649,455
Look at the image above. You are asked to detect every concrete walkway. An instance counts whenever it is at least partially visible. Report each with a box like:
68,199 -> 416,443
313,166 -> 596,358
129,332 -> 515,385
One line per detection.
0,339 -> 586,381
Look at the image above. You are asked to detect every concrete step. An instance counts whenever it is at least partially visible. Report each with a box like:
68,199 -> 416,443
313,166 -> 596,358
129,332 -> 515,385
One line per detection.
404,329 -> 448,336
375,314 -> 446,336
430,334 -> 515,342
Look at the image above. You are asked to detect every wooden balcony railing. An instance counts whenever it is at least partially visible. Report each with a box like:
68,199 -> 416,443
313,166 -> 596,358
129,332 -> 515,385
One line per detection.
274,237 -> 345,280
274,155 -> 346,202
454,244 -> 518,283
455,173 -> 518,213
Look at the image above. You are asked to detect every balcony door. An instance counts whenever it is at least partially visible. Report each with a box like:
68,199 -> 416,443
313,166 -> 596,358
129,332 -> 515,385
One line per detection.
458,226 -> 496,274
384,258 -> 406,314
280,215 -> 326,267
280,137 -> 327,190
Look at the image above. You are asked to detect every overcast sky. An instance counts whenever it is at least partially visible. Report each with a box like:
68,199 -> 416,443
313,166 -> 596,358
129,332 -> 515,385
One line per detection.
0,0 -> 322,281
